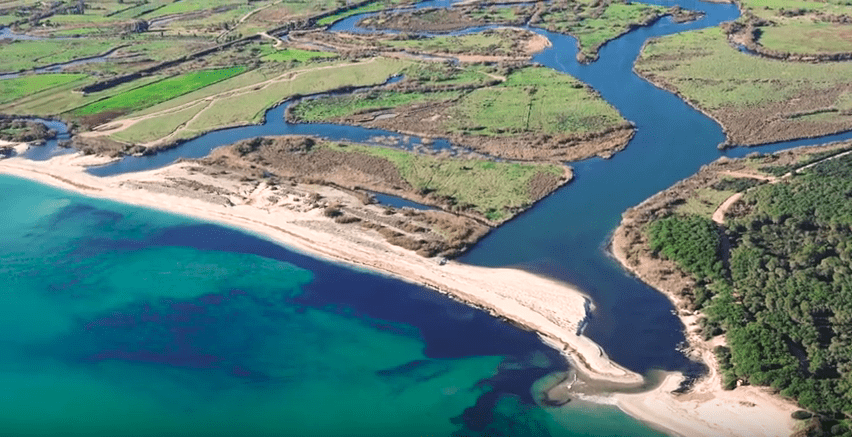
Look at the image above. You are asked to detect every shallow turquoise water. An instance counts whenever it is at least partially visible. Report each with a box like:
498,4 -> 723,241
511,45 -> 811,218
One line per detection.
0,175 -> 669,436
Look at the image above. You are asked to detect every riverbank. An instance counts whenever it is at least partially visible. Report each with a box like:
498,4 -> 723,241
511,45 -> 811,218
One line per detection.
600,149 -> 852,436
0,151 -> 642,388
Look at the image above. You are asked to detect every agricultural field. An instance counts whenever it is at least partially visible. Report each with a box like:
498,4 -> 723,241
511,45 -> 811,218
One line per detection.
72,66 -> 247,119
635,27 -> 852,145
96,58 -> 410,146
0,73 -> 88,105
734,0 -> 852,57
288,65 -> 633,162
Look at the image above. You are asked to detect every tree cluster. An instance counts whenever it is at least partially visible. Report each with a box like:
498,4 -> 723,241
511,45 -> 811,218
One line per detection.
647,155 -> 852,435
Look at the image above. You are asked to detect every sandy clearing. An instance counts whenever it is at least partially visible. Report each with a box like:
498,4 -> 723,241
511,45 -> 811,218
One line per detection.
614,372 -> 797,437
711,192 -> 742,224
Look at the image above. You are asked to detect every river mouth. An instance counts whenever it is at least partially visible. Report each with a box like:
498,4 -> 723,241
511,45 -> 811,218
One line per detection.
20,0 -> 852,380
8,0 -> 852,434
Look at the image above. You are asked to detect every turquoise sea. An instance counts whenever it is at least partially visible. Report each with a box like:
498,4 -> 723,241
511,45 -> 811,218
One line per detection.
0,175 -> 668,436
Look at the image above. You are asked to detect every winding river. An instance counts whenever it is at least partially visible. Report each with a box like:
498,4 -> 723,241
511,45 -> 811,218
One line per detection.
9,0 -> 852,435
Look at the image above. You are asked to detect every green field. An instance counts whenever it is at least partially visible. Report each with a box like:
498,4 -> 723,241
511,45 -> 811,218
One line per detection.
758,22 -> 852,55
402,63 -> 497,87
738,0 -> 852,55
0,39 -> 118,72
292,90 -> 461,121
107,59 -> 410,145
180,59 -> 409,131
0,74 -> 89,106
111,102 -> 209,144
445,66 -> 624,137
73,66 -> 247,117
539,1 -> 667,60
261,48 -> 338,63
636,27 -> 852,143
326,143 -> 564,221
286,64 -> 624,141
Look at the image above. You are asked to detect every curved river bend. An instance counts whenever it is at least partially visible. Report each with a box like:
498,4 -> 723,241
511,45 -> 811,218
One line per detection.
10,0 -> 852,436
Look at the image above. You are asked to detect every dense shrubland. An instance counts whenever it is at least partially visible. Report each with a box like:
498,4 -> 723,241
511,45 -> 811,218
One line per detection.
645,155 -> 852,435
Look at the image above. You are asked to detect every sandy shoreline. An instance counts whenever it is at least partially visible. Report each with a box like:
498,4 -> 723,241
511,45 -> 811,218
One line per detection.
0,152 -> 641,388
608,207 -> 799,437
2,150 -> 802,436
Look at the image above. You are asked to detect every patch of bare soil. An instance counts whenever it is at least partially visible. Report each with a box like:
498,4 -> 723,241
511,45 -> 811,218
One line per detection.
198,135 -> 493,258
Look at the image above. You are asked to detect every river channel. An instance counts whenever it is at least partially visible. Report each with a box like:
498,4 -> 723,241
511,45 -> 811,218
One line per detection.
10,0 -> 852,435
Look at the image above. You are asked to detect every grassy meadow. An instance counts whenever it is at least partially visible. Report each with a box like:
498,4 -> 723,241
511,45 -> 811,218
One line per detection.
636,27 -> 852,143
739,0 -> 852,55
539,1 -> 667,60
0,74 -> 89,106
445,66 -> 624,137
326,143 -> 565,221
292,90 -> 461,121
73,66 -> 248,117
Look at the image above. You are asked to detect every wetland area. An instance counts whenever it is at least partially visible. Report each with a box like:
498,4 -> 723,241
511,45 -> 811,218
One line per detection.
3,0 -> 852,436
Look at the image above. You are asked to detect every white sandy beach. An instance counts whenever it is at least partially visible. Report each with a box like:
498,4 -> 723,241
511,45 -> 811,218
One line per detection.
0,150 -> 800,437
0,152 -> 640,386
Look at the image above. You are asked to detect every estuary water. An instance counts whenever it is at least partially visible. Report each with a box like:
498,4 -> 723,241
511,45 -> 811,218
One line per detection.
7,0 -> 852,435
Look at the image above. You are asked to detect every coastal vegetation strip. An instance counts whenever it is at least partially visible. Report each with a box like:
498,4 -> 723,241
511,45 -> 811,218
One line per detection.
220,136 -> 568,223
635,27 -> 852,146
613,143 -> 852,435
202,135 -> 569,255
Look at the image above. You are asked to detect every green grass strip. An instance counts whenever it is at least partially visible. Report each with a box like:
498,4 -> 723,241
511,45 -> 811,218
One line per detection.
0,73 -> 88,106
73,66 -> 247,116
